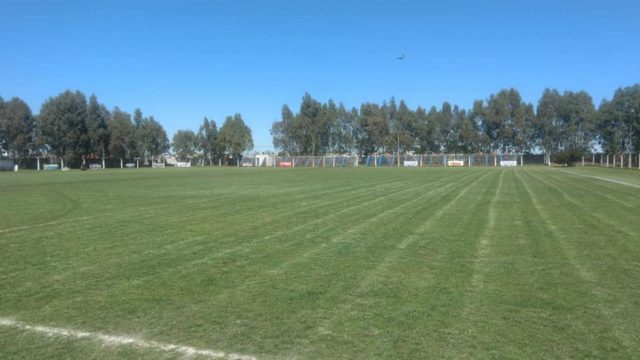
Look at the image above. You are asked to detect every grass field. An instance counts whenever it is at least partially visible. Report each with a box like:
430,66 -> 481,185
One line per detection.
1,166 -> 639,359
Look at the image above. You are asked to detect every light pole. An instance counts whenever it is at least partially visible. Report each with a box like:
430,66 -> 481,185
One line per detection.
397,131 -> 400,167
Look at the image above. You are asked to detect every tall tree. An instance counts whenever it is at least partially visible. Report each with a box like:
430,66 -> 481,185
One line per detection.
86,94 -> 111,164
109,107 -> 135,163
597,84 -> 640,154
299,93 -> 327,157
322,99 -> 339,153
457,111 -> 482,153
133,108 -> 144,129
37,90 -> 89,164
271,104 -> 299,155
358,102 -> 388,155
482,89 -> 534,153
331,103 -> 358,154
414,106 -> 435,154
134,112 -> 170,164
172,129 -> 199,161
0,97 -> 34,160
198,117 -> 218,165
535,89 -> 595,156
144,116 -> 170,163
430,103 -> 452,153
219,114 -> 253,163
391,100 -> 417,153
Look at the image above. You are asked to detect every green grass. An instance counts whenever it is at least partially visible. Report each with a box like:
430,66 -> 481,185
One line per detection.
1,166 -> 639,359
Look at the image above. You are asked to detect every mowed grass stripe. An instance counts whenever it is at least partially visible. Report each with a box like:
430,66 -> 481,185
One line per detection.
193,169 -> 493,358
527,169 -> 638,238
332,170 -> 494,297
141,170 -> 481,302
1,167 -> 639,359
443,169 -> 618,358
517,169 -> 637,356
545,168 -> 640,210
268,170 -> 483,272
524,169 -> 638,255
74,169 -> 464,286
1,169 -> 480,358
53,170 -> 456,298
0,168 -> 393,233
444,169 -> 505,357
316,170 -> 500,358
0,168 -> 496,358
558,167 -> 640,188
544,169 -> 637,211
1,167 -> 401,231
0,170 -> 410,284
0,171 -> 418,318
303,171 -> 496,358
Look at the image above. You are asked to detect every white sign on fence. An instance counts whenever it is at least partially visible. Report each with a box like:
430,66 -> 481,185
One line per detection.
448,160 -> 464,167
500,160 -> 518,167
176,162 -> 191,168
404,160 -> 418,167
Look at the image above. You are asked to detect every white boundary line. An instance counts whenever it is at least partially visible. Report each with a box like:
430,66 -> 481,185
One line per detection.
0,215 -> 98,234
558,169 -> 640,189
0,317 -> 257,360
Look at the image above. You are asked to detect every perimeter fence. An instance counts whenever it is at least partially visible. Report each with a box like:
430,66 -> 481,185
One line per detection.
241,154 -> 532,168
8,153 -> 639,170
579,153 -> 640,169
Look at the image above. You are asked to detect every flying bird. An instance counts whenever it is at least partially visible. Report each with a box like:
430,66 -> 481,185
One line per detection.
397,54 -> 405,60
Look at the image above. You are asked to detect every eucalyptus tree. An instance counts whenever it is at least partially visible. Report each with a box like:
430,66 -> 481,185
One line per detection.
535,89 -> 595,157
271,104 -> 298,155
332,103 -> 358,154
322,99 -> 339,153
198,117 -> 218,165
142,116 -> 170,163
358,102 -> 388,155
597,84 -> 640,154
299,93 -> 326,157
219,114 -> 253,164
86,94 -> 111,165
0,96 -> 34,160
468,100 -> 491,153
37,90 -> 89,165
109,107 -> 135,165
457,111 -> 482,153
414,106 -> 434,154
172,129 -> 199,161
393,100 -> 418,153
482,89 -> 534,153
134,111 -> 170,164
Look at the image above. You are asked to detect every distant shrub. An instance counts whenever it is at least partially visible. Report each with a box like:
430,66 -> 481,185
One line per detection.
554,147 -> 586,166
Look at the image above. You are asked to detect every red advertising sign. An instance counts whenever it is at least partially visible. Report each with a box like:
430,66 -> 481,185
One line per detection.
279,161 -> 292,167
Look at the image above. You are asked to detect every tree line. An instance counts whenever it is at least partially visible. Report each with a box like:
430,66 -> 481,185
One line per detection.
171,114 -> 253,165
0,90 -> 254,166
271,85 -> 640,159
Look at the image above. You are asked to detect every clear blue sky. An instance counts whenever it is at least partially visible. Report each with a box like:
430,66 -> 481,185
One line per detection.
1,0 -> 638,151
